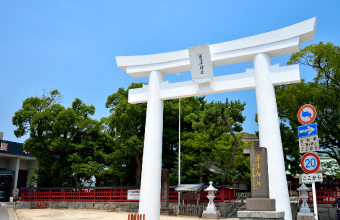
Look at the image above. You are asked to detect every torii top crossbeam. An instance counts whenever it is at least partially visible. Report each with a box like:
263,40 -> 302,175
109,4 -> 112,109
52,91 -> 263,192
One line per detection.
117,17 -> 316,78
116,18 -> 316,104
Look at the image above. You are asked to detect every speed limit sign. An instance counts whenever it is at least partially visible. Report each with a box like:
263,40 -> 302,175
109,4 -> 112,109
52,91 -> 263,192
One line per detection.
301,152 -> 320,174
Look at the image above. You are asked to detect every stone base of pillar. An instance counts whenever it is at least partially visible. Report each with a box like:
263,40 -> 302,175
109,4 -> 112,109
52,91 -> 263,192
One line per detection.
237,211 -> 284,220
160,207 -> 173,216
297,212 -> 314,220
202,210 -> 221,219
246,198 -> 276,211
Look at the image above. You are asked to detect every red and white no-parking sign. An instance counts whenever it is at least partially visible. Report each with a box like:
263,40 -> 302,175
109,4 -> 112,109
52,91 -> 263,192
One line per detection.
301,152 -> 320,174
297,104 -> 317,125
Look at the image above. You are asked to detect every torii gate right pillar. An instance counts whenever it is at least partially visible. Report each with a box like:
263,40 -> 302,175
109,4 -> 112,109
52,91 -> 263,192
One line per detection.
254,53 -> 292,220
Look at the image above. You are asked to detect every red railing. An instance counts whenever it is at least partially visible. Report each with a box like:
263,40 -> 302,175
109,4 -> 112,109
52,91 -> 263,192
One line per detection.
21,188 -> 133,201
22,184 -> 340,204
201,187 -> 235,202
168,187 -> 235,202
306,185 -> 340,204
20,186 -> 237,202
128,214 -> 145,220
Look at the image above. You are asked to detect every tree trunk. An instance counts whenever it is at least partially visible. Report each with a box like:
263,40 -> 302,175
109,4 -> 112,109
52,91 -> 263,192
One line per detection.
135,154 -> 142,186
221,171 -> 229,185
220,115 -> 239,184
200,149 -> 203,184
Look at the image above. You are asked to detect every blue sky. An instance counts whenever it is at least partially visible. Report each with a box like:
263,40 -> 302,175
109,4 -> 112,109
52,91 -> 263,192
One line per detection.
1,0 -> 340,143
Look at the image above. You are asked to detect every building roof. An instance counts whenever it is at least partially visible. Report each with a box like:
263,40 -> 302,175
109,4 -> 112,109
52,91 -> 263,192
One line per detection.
0,140 -> 35,160
175,184 -> 204,192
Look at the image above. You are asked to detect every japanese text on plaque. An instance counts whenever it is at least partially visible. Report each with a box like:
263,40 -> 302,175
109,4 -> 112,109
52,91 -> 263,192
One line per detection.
252,153 -> 261,189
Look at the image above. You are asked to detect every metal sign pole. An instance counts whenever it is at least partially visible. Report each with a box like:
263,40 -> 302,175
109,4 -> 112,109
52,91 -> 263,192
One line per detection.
312,182 -> 318,220
298,104 -> 320,220
178,73 -> 181,208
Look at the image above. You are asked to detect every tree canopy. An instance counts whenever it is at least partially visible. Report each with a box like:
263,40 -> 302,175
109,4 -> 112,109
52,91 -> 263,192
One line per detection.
13,90 -> 116,186
105,83 -> 147,186
170,98 -> 250,185
13,85 -> 251,187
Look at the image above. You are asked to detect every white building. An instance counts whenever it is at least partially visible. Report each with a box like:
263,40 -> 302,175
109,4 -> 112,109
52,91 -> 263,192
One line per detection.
0,134 -> 36,202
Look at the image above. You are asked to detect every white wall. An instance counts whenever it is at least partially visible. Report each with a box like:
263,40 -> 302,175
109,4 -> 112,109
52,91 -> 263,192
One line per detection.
19,159 -> 28,170
0,157 -> 36,172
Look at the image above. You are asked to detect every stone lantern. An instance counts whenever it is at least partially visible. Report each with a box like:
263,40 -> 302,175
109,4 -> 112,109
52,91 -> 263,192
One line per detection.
202,181 -> 221,219
298,183 -> 311,213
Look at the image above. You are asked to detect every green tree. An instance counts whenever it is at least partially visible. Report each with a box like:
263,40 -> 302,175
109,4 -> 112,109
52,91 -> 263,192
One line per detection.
105,83 -> 206,186
182,99 -> 247,185
288,42 -> 340,87
105,83 -> 147,186
276,42 -> 340,173
212,133 -> 251,184
106,83 -> 249,186
164,96 -> 206,185
180,131 -> 212,184
13,90 -> 115,186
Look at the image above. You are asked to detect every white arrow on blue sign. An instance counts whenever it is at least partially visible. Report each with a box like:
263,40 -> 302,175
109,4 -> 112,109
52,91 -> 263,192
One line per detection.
298,123 -> 318,138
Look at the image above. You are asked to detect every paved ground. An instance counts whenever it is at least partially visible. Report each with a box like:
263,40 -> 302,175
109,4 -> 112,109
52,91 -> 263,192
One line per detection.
0,203 -> 18,220
14,209 -> 240,220
8,208 -> 19,220
0,206 -> 10,220
1,202 -> 239,220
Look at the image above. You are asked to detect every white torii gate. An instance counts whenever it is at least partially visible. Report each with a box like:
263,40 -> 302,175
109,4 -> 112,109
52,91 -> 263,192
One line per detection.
116,18 -> 317,220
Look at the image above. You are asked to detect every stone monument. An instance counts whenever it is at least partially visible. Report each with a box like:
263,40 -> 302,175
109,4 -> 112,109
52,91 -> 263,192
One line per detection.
202,181 -> 221,219
160,168 -> 172,215
247,147 -> 275,211
238,147 -> 285,220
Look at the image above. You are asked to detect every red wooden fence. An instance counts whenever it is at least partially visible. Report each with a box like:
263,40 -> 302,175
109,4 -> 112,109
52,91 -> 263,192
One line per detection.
169,187 -> 235,202
21,188 -> 131,201
21,184 -> 340,204
20,186 -> 236,202
305,185 -> 340,204
128,214 -> 145,220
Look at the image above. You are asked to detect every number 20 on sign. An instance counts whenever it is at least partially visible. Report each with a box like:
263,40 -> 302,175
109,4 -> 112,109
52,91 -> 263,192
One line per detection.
300,152 -> 321,174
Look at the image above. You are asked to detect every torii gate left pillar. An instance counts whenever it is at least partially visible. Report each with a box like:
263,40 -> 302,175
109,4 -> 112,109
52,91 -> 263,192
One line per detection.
116,18 -> 316,220
138,70 -> 164,219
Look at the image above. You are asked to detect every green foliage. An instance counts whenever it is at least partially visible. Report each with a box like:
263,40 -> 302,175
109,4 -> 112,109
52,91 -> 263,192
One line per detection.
212,133 -> 251,184
105,83 -> 147,185
12,90 -> 116,187
105,83 -> 207,186
276,42 -> 340,174
106,84 -> 249,186
14,85 -> 251,187
164,96 -> 206,185
288,42 -> 340,87
323,160 -> 340,179
179,99 -> 248,185
180,131 -> 212,184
